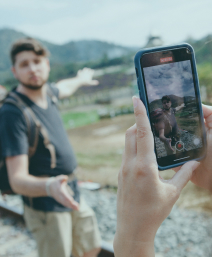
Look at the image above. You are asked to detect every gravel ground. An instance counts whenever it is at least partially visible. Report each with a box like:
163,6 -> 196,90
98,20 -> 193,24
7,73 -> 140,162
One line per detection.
0,214 -> 36,257
1,189 -> 212,257
155,130 -> 202,158
81,188 -> 212,257
81,188 -> 117,242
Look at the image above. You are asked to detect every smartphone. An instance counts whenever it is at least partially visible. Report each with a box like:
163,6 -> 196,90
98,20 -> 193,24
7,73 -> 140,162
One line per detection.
134,43 -> 206,170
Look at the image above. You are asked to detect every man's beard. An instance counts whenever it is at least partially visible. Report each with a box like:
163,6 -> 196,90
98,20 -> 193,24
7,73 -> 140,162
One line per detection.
18,78 -> 47,90
164,106 -> 171,111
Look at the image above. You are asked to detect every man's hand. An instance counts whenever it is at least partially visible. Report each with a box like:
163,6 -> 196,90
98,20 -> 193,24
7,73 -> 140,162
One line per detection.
165,137 -> 175,152
48,175 -> 79,210
159,129 -> 174,152
76,67 -> 99,86
113,96 -> 199,257
175,103 -> 185,111
6,154 -> 79,210
56,67 -> 99,99
174,104 -> 212,191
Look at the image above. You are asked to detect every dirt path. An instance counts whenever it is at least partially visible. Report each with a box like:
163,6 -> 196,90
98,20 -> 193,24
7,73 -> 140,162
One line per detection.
68,114 -> 135,186
68,114 -> 212,214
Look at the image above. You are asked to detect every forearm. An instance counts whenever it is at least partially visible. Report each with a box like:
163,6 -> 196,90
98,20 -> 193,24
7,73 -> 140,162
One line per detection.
56,77 -> 82,99
159,135 -> 168,143
175,105 -> 184,111
10,174 -> 48,197
10,173 -> 80,210
6,156 -> 79,209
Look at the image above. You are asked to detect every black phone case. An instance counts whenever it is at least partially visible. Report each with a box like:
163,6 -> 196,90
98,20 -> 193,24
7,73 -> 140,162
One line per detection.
134,43 -> 207,170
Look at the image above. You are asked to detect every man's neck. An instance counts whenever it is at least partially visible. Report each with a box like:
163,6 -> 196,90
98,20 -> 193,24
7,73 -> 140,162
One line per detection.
164,108 -> 171,114
16,83 -> 48,109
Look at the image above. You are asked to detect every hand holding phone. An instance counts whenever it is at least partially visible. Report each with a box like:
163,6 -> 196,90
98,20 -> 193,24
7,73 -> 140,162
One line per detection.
114,96 -> 199,257
174,104 -> 212,191
134,44 -> 207,170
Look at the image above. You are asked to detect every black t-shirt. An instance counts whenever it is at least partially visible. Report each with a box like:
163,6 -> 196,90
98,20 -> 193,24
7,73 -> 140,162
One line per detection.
0,86 -> 79,212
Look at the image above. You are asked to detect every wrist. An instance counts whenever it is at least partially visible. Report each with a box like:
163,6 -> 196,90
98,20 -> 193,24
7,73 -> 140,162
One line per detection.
165,138 -> 170,144
114,235 -> 155,257
75,76 -> 84,87
45,177 -> 55,197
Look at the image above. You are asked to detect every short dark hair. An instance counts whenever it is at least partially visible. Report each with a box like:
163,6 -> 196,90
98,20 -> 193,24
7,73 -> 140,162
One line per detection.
10,37 -> 49,65
161,95 -> 171,103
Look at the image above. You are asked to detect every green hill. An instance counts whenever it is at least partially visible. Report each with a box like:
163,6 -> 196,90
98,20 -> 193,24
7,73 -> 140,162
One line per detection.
188,35 -> 212,64
0,28 -> 135,86
187,35 -> 212,103
0,28 -> 134,72
149,95 -> 185,112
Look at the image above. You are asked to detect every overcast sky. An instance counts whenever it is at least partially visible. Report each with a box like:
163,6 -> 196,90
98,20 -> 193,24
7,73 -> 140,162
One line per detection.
0,0 -> 212,47
144,60 -> 195,102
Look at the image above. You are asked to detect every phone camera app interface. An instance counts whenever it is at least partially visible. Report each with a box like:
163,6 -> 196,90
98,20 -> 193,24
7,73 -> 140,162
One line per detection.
143,59 -> 203,159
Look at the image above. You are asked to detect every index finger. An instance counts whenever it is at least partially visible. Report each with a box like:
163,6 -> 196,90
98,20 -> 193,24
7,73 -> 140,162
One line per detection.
202,104 -> 212,126
132,96 -> 155,159
62,193 -> 79,210
61,183 -> 79,210
202,104 -> 212,118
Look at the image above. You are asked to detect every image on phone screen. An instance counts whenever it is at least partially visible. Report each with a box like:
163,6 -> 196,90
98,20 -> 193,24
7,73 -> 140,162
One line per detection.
141,48 -> 205,166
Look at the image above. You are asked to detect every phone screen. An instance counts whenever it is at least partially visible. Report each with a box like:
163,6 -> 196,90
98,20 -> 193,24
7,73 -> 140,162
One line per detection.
140,48 -> 205,167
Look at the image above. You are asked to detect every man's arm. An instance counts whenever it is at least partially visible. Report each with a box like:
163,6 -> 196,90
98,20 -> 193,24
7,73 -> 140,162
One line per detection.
158,128 -> 168,143
6,154 -> 79,210
56,67 -> 99,99
175,103 -> 185,111
159,128 -> 174,152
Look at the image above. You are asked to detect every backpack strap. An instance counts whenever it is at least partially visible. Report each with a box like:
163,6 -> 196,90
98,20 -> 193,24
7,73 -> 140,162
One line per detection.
4,97 -> 40,158
6,92 -> 56,168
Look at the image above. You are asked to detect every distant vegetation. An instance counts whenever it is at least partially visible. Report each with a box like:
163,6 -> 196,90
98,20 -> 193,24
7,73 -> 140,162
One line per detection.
2,28 -> 212,104
49,54 -> 133,82
188,35 -> 212,64
187,36 -> 212,103
197,62 -> 212,103
73,72 -> 133,96
0,28 -> 135,88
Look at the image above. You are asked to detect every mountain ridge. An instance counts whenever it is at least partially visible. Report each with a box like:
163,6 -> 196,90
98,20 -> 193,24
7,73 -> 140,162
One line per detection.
0,28 -> 135,72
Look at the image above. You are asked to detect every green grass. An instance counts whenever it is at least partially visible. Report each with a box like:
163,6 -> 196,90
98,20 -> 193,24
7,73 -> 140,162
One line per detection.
76,152 -> 122,169
61,110 -> 99,129
176,115 -> 200,134
175,111 -> 190,117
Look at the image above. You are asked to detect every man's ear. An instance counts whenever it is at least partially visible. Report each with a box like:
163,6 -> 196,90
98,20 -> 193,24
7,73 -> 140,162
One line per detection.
11,66 -> 18,79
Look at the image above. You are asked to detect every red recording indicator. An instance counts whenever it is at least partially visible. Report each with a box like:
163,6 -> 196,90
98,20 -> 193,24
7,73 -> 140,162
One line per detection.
160,57 -> 173,63
176,141 -> 184,151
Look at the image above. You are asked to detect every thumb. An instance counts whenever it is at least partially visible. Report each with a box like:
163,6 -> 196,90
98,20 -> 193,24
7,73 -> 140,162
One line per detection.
61,184 -> 79,211
88,80 -> 99,86
57,175 -> 68,184
169,161 -> 200,191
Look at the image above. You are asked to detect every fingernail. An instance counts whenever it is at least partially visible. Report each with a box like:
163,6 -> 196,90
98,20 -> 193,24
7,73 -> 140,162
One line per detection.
191,161 -> 200,171
132,96 -> 138,108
